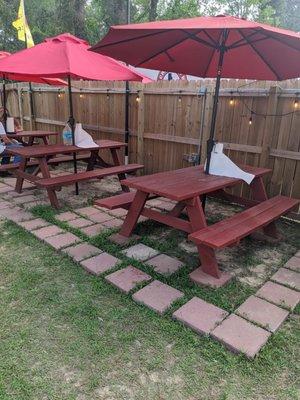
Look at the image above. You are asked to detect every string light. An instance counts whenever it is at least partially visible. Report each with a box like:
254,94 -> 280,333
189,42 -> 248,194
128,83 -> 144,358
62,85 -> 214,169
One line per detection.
38,89 -> 41,96
249,112 -> 253,126
79,89 -> 84,99
178,90 -> 182,103
58,90 -> 62,99
106,89 -> 110,100
229,92 -> 234,106
136,91 -> 140,103
294,97 -> 298,109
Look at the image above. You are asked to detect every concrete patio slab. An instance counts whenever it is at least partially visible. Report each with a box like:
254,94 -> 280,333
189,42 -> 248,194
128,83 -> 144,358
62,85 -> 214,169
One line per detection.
80,223 -> 105,237
13,194 -> 37,204
133,280 -> 184,314
105,266 -> 151,294
62,243 -> 102,262
122,244 -> 159,261
32,225 -> 64,240
19,218 -> 50,231
146,254 -> 184,276
107,208 -> 128,218
88,212 -> 114,223
256,281 -> 300,311
235,295 -> 289,333
109,233 -> 140,246
0,200 -> 12,209
80,252 -> 120,275
56,211 -> 79,222
189,267 -> 232,288
271,268 -> 300,291
102,218 -> 124,229
68,218 -> 94,229
211,314 -> 271,359
75,206 -> 100,217
44,232 -> 81,250
173,297 -> 228,335
284,256 -> 300,273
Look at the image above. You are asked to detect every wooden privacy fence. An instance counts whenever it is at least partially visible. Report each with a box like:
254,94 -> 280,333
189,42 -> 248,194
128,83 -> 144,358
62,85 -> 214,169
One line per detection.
3,79 -> 300,215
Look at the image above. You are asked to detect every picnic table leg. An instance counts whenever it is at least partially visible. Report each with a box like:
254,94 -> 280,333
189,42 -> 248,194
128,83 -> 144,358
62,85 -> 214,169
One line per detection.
28,137 -> 35,146
186,197 -> 221,279
110,148 -> 130,193
38,158 -> 59,209
251,177 -> 278,238
42,136 -> 50,145
15,157 -> 28,193
86,150 -> 98,171
119,191 -> 149,237
169,201 -> 186,217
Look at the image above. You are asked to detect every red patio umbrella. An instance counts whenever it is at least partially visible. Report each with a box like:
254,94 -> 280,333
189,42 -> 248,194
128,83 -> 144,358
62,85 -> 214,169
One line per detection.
0,33 -> 145,193
91,14 -> 300,173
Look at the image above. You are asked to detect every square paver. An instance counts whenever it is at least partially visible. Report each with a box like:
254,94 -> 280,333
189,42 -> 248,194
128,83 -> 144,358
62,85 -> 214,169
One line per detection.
295,250 -> 300,259
102,218 -> 124,229
271,268 -> 300,291
62,243 -> 102,261
0,200 -> 11,209
256,281 -> 300,311
109,233 -> 140,246
19,218 -> 50,231
235,295 -> 289,333
75,206 -> 100,217
122,244 -> 159,261
211,314 -> 271,359
189,267 -> 232,288
56,211 -> 79,222
80,223 -> 105,237
173,297 -> 228,335
80,252 -> 120,275
32,225 -> 64,239
107,208 -> 128,218
105,266 -> 151,294
13,194 -> 37,204
68,218 -> 94,229
146,254 -> 183,276
44,233 -> 81,249
284,257 -> 300,273
133,280 -> 184,314
88,212 -> 114,223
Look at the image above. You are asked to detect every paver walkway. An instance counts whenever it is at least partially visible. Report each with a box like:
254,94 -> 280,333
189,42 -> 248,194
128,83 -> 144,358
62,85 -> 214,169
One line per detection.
0,177 -> 299,359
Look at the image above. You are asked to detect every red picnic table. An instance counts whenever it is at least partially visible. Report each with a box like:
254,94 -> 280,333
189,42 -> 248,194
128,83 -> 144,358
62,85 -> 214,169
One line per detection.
96,165 -> 299,287
7,130 -> 58,145
7,139 -> 143,208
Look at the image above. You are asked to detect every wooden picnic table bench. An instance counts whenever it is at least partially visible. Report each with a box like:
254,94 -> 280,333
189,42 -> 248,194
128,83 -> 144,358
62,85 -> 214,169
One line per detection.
6,139 -> 143,209
95,165 -> 299,287
7,130 -> 58,145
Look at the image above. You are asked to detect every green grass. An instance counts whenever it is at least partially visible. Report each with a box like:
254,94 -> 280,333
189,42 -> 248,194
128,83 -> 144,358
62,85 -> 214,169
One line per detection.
0,218 -> 299,400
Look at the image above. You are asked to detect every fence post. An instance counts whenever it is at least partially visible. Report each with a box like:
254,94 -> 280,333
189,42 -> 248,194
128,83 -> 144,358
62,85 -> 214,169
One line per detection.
17,84 -> 24,126
259,85 -> 279,167
137,89 -> 144,171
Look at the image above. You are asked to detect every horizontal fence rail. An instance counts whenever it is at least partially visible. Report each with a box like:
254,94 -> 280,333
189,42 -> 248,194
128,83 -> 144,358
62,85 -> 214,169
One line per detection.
2,79 -> 300,216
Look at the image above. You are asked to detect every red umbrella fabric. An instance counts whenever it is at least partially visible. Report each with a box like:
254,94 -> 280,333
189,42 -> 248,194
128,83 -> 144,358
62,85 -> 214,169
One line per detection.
0,33 -> 145,82
91,14 -> 300,81
0,50 -> 66,86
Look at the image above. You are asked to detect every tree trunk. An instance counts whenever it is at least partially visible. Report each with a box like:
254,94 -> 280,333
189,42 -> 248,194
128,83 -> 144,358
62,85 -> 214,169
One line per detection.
149,0 -> 159,21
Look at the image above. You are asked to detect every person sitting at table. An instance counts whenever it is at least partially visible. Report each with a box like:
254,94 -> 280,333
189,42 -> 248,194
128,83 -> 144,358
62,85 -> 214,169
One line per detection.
0,121 -> 23,175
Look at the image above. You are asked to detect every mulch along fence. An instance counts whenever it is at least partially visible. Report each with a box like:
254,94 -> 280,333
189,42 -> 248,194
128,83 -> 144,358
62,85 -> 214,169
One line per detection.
3,79 -> 300,216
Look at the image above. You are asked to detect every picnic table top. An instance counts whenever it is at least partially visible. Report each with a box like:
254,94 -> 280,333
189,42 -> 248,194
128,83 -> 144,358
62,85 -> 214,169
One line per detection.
6,139 -> 126,158
7,130 -> 58,138
122,165 -> 271,201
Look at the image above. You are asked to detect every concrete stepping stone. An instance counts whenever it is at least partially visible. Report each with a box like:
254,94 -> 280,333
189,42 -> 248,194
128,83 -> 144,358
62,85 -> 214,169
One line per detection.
109,233 -> 140,246
256,281 -> 300,311
133,280 -> 184,314
107,208 -> 128,218
44,232 -> 81,250
235,295 -> 289,333
211,314 -> 271,359
62,243 -> 102,262
80,223 -> 105,237
13,194 -> 37,204
19,218 -> 50,231
0,207 -> 34,222
173,297 -> 228,335
146,254 -> 184,276
284,256 -> 300,273
105,266 -> 151,294
32,225 -> 64,240
0,200 -> 11,209
102,218 -> 124,229
88,211 -> 114,224
295,250 -> 300,258
271,268 -> 300,291
75,206 -> 100,217
56,211 -> 78,222
80,252 -> 120,275
122,243 -> 159,261
0,185 -> 14,194
68,218 -> 94,229
189,267 -> 232,288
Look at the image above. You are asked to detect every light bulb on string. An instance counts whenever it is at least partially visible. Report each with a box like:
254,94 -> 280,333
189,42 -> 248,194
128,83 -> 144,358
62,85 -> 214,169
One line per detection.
294,97 -> 298,109
106,89 -> 110,100
79,90 -> 84,99
178,90 -> 182,103
58,90 -> 62,99
136,91 -> 140,103
229,92 -> 234,106
249,112 -> 253,126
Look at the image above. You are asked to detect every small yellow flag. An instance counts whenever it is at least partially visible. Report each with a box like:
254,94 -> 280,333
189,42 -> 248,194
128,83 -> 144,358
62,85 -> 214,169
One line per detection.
12,0 -> 34,48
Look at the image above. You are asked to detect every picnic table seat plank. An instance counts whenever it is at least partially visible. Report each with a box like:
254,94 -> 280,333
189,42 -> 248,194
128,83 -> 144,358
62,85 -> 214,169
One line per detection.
189,196 -> 299,249
94,192 -> 158,210
36,164 -> 143,188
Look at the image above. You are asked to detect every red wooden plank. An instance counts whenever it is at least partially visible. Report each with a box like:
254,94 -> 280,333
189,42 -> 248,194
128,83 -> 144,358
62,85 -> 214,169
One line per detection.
95,192 -> 136,209
36,164 -> 143,188
7,130 -> 58,138
189,196 -> 299,248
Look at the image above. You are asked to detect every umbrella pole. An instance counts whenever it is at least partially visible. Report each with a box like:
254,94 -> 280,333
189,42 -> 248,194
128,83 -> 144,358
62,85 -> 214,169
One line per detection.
2,77 -> 7,131
67,75 -> 79,195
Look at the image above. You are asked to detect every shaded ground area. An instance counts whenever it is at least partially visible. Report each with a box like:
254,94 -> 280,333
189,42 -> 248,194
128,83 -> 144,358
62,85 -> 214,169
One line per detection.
0,219 -> 299,400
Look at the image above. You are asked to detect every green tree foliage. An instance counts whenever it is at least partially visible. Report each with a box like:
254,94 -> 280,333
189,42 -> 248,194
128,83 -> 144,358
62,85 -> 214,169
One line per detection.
0,0 -> 299,52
